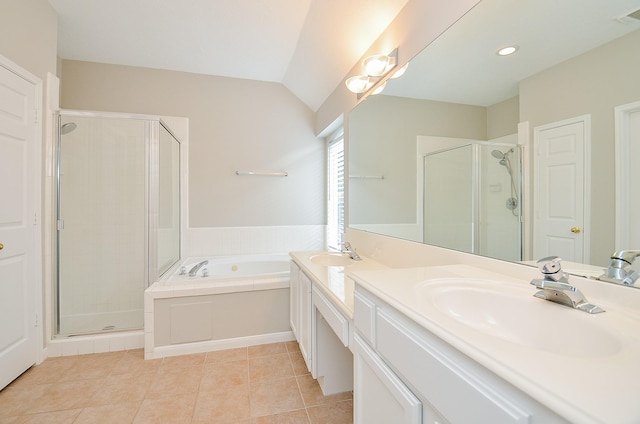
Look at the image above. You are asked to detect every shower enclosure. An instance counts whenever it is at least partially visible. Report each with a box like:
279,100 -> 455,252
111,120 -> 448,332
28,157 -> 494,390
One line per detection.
56,111 -> 181,336
423,143 -> 522,261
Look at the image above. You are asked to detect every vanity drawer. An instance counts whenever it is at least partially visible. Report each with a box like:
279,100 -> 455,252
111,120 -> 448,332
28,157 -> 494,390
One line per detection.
312,286 -> 349,346
376,309 -> 531,424
354,290 -> 376,346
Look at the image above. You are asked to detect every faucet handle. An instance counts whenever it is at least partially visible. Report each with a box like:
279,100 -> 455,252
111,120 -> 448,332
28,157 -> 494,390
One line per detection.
612,250 -> 640,264
536,255 -> 562,274
536,256 -> 569,282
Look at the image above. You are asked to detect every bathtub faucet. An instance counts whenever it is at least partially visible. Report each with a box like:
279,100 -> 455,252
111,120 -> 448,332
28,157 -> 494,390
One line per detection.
188,260 -> 209,277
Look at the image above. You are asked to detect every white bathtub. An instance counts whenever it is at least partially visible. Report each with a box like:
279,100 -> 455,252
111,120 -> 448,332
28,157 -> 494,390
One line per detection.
145,253 -> 293,359
168,254 -> 290,282
151,253 -> 291,293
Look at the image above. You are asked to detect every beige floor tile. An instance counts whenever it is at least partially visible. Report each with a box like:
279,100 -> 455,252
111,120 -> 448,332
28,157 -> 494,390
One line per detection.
200,359 -> 248,391
8,408 -> 81,424
0,383 -> 52,417
306,400 -> 353,424
285,341 -> 301,354
133,392 -> 197,424
112,349 -> 162,375
248,343 -> 287,357
3,346 -> 352,424
59,352 -> 123,382
205,347 -> 248,363
193,384 -> 251,423
249,354 -> 294,382
89,372 -> 155,405
6,357 -> 77,387
28,378 -> 104,414
250,377 -> 305,417
74,401 -> 141,424
159,353 -> 205,369
251,409 -> 310,424
146,365 -> 202,398
296,374 -> 352,407
288,352 -> 309,376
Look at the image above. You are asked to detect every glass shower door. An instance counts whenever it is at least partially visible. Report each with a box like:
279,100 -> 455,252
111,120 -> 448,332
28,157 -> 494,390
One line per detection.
423,145 -> 475,253
57,115 -> 147,335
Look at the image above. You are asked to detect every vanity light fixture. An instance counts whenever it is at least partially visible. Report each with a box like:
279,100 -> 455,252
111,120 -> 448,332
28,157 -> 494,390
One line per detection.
496,45 -> 519,56
345,75 -> 374,94
346,48 -> 405,96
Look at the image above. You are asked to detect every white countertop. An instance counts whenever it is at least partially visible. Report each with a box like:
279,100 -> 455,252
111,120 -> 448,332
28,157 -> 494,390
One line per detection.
349,264 -> 640,424
289,251 -> 388,318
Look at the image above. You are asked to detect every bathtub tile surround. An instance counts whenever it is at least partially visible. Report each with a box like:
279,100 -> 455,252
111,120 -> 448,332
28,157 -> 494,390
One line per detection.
0,342 -> 353,423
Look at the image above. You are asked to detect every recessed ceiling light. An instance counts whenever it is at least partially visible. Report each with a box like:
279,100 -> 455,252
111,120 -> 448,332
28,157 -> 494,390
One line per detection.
496,45 -> 519,56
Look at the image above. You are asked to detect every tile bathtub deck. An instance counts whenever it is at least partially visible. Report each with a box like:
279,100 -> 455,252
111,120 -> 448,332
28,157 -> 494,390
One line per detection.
0,342 -> 353,424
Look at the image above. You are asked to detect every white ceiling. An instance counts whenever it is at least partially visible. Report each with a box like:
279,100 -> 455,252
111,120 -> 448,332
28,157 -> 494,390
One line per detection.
48,0 -> 409,111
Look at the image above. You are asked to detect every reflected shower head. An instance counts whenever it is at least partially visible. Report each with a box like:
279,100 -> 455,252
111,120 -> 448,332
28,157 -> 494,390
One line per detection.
61,122 -> 77,135
491,149 -> 506,160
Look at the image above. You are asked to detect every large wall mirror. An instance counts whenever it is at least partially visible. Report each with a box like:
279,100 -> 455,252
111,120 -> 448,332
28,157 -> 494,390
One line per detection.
348,0 -> 640,281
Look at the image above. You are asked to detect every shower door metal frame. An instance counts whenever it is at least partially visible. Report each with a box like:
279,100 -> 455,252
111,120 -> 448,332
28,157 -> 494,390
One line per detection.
54,109 -> 175,336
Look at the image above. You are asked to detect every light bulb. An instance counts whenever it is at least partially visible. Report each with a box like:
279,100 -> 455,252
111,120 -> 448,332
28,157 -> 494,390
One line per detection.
363,54 -> 393,77
345,75 -> 373,94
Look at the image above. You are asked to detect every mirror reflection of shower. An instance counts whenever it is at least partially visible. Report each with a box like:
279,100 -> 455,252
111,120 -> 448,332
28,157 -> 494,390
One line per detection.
491,148 -> 519,216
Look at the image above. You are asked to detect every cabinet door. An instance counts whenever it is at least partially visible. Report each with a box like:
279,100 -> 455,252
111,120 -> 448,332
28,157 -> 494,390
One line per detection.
354,334 -> 421,424
289,261 -> 299,338
298,271 -> 312,372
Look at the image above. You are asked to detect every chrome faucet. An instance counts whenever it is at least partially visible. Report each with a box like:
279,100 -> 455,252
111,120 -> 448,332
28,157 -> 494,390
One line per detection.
530,256 -> 604,314
597,250 -> 640,286
188,260 -> 208,277
341,242 -> 362,261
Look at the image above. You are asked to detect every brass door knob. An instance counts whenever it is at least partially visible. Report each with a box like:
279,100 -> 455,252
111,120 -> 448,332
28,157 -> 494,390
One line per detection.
570,227 -> 581,234
0,242 -> 3,250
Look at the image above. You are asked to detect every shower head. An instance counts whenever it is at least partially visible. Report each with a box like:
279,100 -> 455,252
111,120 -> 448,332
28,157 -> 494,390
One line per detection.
61,122 -> 77,135
491,149 -> 506,160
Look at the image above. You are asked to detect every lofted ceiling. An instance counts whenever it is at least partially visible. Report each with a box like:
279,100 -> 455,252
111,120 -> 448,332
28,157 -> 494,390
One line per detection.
48,0 -> 409,111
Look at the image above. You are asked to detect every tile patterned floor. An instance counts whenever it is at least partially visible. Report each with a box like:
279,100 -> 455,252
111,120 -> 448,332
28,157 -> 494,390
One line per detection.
0,342 -> 353,424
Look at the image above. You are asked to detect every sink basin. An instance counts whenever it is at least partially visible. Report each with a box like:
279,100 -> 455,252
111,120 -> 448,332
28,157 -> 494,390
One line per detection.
310,253 -> 354,267
419,279 -> 621,358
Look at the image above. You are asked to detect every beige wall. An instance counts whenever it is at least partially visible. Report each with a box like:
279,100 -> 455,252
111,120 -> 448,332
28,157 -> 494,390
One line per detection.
0,0 -> 57,81
487,96 -> 519,140
60,60 -> 325,228
520,29 -> 640,265
349,95 -> 486,225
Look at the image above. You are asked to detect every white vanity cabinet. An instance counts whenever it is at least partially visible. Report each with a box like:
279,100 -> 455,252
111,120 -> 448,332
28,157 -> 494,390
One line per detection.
289,259 -> 354,395
353,287 -> 566,424
289,261 -> 299,338
289,260 -> 313,372
353,333 -> 422,424
298,266 -> 313,372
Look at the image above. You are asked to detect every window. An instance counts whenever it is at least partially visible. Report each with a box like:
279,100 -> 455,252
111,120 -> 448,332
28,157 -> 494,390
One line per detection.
327,131 -> 345,250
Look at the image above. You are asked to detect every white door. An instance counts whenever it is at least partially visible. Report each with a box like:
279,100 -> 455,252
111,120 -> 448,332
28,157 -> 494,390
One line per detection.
0,60 -> 40,390
533,116 -> 589,263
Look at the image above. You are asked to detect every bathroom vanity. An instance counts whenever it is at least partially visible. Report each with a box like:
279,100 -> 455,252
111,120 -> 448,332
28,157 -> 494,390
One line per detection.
289,251 -> 387,395
290,250 -> 640,424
